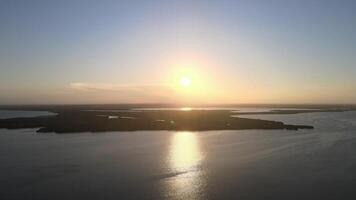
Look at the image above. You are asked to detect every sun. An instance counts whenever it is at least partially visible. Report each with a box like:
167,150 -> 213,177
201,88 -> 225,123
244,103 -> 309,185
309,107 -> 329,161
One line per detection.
179,76 -> 191,87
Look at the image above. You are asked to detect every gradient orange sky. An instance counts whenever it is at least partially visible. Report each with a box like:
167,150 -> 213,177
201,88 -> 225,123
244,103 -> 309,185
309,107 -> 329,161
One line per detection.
1,1 -> 356,104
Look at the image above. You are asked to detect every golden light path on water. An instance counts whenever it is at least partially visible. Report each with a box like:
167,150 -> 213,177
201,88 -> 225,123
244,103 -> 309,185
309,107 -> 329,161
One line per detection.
162,131 -> 205,200
171,132 -> 202,170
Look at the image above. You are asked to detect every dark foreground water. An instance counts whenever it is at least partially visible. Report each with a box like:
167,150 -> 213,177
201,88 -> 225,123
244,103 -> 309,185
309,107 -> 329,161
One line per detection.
1,111 -> 356,200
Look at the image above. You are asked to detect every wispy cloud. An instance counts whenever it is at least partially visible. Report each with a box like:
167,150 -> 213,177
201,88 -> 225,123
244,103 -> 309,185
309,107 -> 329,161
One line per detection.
70,82 -> 169,92
69,82 -> 178,103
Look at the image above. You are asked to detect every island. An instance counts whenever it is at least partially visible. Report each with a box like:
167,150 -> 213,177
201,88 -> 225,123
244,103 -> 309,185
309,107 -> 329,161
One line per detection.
0,109 -> 314,133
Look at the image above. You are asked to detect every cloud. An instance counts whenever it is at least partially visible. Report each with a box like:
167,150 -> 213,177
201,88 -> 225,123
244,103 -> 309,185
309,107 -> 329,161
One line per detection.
69,82 -> 178,103
70,82 -> 167,92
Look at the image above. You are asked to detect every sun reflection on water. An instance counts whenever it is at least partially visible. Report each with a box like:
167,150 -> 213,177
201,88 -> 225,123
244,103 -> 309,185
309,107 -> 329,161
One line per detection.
163,131 -> 205,200
170,131 -> 201,170
180,107 -> 192,111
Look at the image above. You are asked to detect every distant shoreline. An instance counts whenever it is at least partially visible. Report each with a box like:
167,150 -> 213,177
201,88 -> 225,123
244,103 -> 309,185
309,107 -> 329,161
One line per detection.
0,103 -> 355,112
0,105 -> 354,133
0,109 -> 321,133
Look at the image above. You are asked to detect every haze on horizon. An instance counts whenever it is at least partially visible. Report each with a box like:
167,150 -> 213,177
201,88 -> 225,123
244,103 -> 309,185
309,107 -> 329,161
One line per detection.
1,0 -> 356,105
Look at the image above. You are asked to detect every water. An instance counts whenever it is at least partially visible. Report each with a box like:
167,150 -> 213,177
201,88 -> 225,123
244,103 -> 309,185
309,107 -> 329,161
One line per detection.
133,107 -> 271,112
97,107 -> 317,112
0,110 -> 55,119
1,110 -> 356,199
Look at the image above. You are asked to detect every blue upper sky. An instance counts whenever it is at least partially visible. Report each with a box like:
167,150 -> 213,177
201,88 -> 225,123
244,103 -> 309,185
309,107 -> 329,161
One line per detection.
1,0 -> 356,104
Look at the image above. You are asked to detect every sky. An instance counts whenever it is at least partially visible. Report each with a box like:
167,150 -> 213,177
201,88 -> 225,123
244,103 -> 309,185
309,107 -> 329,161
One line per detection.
1,0 -> 356,105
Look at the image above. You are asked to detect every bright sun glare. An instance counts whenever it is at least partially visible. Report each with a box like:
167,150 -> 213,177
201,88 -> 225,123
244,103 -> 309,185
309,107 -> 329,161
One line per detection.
179,76 -> 191,87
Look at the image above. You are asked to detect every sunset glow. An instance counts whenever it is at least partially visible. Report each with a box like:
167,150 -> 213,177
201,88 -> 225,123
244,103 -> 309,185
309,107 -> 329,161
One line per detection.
179,76 -> 191,87
1,1 -> 355,105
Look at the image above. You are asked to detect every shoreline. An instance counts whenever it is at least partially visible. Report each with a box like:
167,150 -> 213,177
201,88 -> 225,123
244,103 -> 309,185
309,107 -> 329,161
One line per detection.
0,109 -> 315,133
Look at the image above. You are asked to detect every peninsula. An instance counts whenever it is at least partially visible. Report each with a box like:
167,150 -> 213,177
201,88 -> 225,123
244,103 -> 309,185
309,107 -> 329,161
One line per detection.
0,109 -> 314,133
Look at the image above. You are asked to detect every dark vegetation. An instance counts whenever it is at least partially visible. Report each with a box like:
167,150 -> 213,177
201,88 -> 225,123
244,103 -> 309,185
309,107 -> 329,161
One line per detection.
0,110 -> 314,133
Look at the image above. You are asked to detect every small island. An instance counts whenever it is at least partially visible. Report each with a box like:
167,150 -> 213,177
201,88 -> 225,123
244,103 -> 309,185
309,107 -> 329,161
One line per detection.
0,109 -> 314,133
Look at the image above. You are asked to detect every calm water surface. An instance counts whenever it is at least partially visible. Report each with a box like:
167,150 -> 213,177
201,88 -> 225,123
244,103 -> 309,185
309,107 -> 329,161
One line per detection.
1,110 -> 356,200
0,110 -> 55,119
